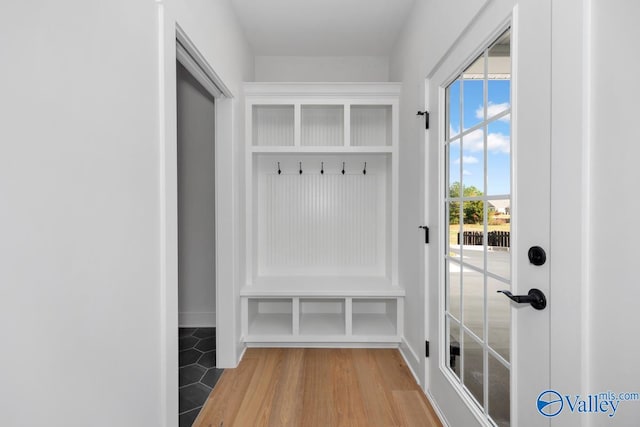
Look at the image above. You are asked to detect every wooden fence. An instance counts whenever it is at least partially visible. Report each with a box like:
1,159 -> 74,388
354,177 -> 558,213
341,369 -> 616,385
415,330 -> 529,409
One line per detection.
457,231 -> 510,248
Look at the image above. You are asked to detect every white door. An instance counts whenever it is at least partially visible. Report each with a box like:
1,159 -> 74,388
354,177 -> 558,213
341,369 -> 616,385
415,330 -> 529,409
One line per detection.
426,1 -> 551,426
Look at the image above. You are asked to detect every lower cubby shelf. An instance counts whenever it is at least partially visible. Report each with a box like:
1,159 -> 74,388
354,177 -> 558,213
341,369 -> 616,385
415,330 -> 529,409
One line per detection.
242,294 -> 403,345
300,299 -> 345,335
249,313 -> 292,335
352,298 -> 397,336
248,298 -> 293,336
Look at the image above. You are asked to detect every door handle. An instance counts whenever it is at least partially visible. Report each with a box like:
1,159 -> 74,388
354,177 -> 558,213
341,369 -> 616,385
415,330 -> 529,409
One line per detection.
497,288 -> 547,310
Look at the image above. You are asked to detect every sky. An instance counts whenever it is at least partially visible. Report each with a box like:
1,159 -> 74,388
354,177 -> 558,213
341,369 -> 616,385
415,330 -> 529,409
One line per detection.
447,78 -> 511,198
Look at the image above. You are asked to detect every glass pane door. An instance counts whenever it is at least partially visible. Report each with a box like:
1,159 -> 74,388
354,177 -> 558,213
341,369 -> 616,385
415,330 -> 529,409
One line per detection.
444,29 -> 512,427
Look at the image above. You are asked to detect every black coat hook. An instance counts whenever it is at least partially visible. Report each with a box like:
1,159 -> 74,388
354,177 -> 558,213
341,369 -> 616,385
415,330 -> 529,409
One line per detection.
321,162 -> 324,175
299,161 -> 303,175
342,162 -> 345,175
277,162 -> 281,175
363,162 -> 367,175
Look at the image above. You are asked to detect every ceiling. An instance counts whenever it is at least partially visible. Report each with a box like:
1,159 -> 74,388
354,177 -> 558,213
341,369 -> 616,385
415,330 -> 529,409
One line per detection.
230,0 -> 417,56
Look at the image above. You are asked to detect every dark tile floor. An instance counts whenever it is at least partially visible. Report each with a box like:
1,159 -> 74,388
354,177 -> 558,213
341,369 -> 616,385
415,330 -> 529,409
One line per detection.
179,327 -> 224,427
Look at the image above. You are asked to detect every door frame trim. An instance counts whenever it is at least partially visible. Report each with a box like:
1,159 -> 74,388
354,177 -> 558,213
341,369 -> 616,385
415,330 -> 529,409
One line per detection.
157,5 -> 236,426
176,24 -> 232,99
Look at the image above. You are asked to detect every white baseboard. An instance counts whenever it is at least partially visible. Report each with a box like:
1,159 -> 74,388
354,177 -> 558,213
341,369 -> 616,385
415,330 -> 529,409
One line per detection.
179,311 -> 216,327
399,338 -> 449,427
237,343 -> 247,366
426,388 -> 450,427
399,337 -> 422,386
245,342 -> 400,349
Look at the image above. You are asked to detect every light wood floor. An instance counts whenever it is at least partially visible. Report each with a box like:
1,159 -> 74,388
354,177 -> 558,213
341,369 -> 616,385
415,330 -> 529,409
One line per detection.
194,348 -> 442,427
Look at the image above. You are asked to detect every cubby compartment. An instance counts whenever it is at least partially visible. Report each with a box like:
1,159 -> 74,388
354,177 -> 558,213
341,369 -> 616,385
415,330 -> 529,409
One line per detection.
248,298 -> 293,336
252,105 -> 294,146
351,105 -> 392,146
301,105 -> 344,146
299,298 -> 345,335
352,298 -> 397,336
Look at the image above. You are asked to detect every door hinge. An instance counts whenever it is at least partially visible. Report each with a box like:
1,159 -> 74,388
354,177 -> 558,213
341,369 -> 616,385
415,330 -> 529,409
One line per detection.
425,340 -> 430,358
416,110 -> 430,129
419,225 -> 429,244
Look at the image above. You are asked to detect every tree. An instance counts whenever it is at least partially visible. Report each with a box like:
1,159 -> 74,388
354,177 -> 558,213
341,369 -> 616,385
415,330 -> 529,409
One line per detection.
449,182 -> 461,224
463,199 -> 483,224
449,182 -> 484,225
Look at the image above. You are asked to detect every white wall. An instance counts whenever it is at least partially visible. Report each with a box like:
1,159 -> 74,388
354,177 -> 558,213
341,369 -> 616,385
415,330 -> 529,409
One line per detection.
588,1 -> 640,424
0,0 -> 252,426
255,56 -> 389,82
176,62 -> 216,327
389,0 -> 488,384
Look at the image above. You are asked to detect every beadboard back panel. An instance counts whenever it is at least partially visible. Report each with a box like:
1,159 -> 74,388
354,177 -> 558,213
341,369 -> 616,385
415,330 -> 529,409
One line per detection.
254,154 -> 389,277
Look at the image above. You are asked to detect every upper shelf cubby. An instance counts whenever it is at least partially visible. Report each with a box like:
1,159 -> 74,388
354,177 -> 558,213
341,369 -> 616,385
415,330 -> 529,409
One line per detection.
301,105 -> 344,147
252,105 -> 294,146
351,105 -> 392,147
246,83 -> 400,152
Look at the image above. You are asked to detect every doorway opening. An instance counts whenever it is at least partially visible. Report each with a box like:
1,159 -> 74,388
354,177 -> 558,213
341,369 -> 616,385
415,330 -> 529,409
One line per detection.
172,27 -> 232,426
176,59 -> 222,425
